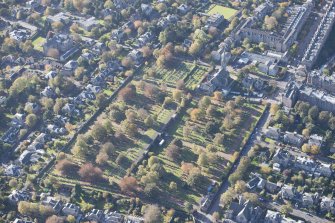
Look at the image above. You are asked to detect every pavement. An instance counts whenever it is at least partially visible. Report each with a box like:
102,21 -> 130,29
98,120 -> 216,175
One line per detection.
268,202 -> 333,223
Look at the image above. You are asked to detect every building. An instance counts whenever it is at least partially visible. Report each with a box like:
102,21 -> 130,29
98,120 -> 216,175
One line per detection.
302,0 -> 335,69
199,68 -> 232,94
281,81 -> 299,108
62,203 -> 81,217
206,14 -> 224,27
283,132 -> 304,147
264,210 -> 303,223
299,86 -> 335,112
104,211 -> 124,223
265,127 -> 281,140
272,148 -> 293,168
8,190 -> 30,204
320,196 -> 335,215
225,197 -> 265,223
281,185 -> 300,201
85,209 -> 104,222
306,70 -> 335,94
43,34 -> 75,57
76,17 -> 99,31
301,192 -> 319,208
41,196 -> 63,214
308,134 -> 323,148
315,162 -> 333,177
294,156 -> 317,173
3,164 -> 21,176
236,0 -> 313,52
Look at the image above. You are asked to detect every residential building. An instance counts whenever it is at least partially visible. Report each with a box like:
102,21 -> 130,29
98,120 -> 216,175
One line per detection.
85,209 -> 104,222
320,196 -> 335,215
41,196 -> 63,214
272,148 -> 293,168
62,203 -> 81,217
43,33 -> 75,56
283,131 -> 304,147
265,127 -> 281,140
280,185 -> 300,201
8,190 -> 30,204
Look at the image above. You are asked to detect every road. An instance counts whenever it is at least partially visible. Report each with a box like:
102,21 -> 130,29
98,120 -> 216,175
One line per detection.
194,106 -> 271,222
268,202 -> 333,223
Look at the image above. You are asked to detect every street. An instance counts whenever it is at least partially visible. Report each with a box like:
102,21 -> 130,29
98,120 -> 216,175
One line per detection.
268,202 -> 333,223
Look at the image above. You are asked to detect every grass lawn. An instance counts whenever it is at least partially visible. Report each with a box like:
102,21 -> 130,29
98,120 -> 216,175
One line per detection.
32,37 -> 46,51
147,99 -> 266,208
207,4 -> 238,20
144,61 -> 209,90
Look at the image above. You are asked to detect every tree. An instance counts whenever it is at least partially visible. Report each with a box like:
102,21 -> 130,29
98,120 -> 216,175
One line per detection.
212,212 -> 220,222
189,41 -> 202,56
264,16 -> 278,30
55,159 -> 78,176
213,91 -> 223,101
148,156 -> 159,168
18,201 -> 54,220
71,135 -> 89,157
199,96 -> 211,110
302,128 -> 310,137
176,79 -> 185,90
172,89 -> 182,102
220,187 -> 236,207
197,153 -> 208,167
214,133 -> 224,145
190,108 -> 201,121
181,162 -> 194,175
280,203 -> 293,216
184,202 -> 193,213
20,40 -> 34,54
310,145 -> 320,155
46,215 -> 64,223
101,142 -> 114,155
144,183 -> 158,198
166,144 -> 181,161
187,169 -> 204,187
47,48 -> 60,59
118,85 -> 136,103
318,111 -> 330,125
270,103 -> 279,116
91,124 -> 107,141
234,180 -> 246,193
119,176 -> 138,194
308,106 -> 319,120
141,46 -> 152,58
116,153 -> 128,166
52,21 -> 64,31
169,181 -> 177,191
144,116 -> 154,127
328,117 -> 335,130
144,205 -> 163,223
1,38 -> 18,53
78,163 -> 104,183
26,114 -> 38,128
206,105 -> 216,117
121,120 -> 138,137
66,215 -> 76,223
96,151 -> 109,165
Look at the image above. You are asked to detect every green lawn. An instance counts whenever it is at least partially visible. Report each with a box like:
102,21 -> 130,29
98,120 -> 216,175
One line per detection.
32,37 -> 46,51
207,5 -> 238,20
145,61 -> 209,89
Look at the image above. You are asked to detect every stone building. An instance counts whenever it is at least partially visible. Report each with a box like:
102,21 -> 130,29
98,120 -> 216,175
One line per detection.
236,0 -> 313,52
